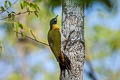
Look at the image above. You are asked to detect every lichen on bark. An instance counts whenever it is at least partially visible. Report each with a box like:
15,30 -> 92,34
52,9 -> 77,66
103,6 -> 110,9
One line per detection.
60,0 -> 85,80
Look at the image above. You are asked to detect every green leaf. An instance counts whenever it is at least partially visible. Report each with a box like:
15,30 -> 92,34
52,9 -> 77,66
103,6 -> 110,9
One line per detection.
16,22 -> 24,39
35,4 -> 40,10
16,24 -> 19,32
8,13 -> 11,18
27,8 -> 31,15
22,2 -> 25,9
4,0 -> 8,8
0,41 -> 3,57
0,6 -> 5,12
20,1 -> 29,9
29,3 -> 34,7
24,1 -> 29,6
18,23 -> 24,29
17,22 -> 24,30
11,14 -> 15,20
34,11 -> 38,17
21,32 -> 25,39
36,5 -> 40,11
29,3 -> 35,9
15,23 -> 19,37
8,1 -> 12,7
22,1 -> 27,9
20,3 -> 23,9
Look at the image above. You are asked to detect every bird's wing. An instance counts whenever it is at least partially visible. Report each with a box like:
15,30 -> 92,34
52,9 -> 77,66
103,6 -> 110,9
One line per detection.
48,29 -> 71,72
52,28 -> 61,58
48,28 -> 61,58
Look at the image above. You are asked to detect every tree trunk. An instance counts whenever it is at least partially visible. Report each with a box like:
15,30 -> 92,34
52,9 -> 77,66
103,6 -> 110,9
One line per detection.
61,0 -> 84,80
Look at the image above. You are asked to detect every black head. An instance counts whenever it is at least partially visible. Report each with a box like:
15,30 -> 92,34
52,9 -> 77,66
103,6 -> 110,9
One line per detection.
50,15 -> 58,29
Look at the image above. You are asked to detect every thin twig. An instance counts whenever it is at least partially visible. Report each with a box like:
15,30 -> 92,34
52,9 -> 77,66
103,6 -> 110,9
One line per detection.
86,61 -> 97,80
14,31 -> 49,46
0,10 -> 36,20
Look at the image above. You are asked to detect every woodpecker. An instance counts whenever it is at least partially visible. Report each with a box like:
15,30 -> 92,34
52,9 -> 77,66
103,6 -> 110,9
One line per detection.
48,15 -> 71,72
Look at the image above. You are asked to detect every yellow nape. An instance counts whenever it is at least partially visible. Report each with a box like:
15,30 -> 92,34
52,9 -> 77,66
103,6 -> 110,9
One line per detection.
52,24 -> 59,30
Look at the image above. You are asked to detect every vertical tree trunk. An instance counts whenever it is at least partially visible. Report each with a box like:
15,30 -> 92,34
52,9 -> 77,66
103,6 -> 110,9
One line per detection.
61,0 -> 84,80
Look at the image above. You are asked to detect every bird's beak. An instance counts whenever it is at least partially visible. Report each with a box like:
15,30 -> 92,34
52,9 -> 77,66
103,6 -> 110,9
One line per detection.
55,15 -> 58,19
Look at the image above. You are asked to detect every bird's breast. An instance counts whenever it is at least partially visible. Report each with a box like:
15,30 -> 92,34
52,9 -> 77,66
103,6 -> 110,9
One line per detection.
52,24 -> 59,30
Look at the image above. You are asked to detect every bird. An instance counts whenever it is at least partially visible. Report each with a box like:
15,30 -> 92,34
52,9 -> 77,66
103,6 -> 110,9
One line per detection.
48,15 -> 71,72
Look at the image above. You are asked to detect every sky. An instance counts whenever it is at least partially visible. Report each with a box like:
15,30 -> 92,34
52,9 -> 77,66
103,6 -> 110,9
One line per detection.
86,0 -> 120,29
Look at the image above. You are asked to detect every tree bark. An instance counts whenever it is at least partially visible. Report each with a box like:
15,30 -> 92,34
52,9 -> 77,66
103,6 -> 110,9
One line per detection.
61,0 -> 84,80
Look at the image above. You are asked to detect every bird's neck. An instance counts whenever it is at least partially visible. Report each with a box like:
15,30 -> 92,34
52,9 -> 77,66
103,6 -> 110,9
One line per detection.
51,24 -> 59,30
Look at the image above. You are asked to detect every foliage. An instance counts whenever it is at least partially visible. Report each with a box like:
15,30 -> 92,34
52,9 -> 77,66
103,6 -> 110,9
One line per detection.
83,0 -> 112,8
85,24 -> 120,80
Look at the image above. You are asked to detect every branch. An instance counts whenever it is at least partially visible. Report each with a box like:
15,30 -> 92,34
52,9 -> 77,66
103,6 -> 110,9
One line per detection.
0,0 -> 18,15
14,31 -> 49,46
85,42 -> 97,80
0,10 -> 36,20
86,61 -> 97,80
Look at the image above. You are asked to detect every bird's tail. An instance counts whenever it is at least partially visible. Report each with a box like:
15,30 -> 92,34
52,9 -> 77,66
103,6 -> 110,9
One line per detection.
58,53 -> 71,72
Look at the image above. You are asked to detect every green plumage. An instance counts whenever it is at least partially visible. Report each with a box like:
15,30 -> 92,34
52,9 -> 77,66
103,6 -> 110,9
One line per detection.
48,28 -> 61,59
48,16 -> 71,72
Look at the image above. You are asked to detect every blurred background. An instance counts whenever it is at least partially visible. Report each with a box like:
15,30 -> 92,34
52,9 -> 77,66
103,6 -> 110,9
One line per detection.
0,0 -> 120,80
